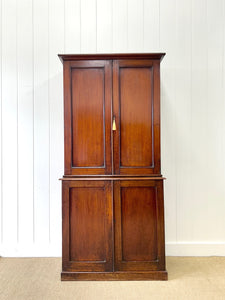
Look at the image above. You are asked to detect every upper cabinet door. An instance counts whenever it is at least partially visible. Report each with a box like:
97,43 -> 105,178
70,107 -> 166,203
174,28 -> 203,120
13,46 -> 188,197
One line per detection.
113,60 -> 161,175
64,60 -> 112,175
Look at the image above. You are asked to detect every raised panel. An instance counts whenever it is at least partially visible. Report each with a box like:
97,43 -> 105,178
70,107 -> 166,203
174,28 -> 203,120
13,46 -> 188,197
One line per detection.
72,67 -> 105,168
62,180 -> 113,272
120,67 -> 153,167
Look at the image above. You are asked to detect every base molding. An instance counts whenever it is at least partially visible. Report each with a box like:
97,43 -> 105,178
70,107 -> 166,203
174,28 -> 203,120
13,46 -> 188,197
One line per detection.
166,242 -> 225,256
61,271 -> 168,281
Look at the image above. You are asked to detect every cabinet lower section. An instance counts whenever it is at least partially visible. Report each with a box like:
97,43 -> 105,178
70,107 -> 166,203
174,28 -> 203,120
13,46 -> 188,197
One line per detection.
61,178 -> 167,280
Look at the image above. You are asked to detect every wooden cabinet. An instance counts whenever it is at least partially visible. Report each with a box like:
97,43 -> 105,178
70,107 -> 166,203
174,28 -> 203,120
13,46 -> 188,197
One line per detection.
59,53 -> 167,280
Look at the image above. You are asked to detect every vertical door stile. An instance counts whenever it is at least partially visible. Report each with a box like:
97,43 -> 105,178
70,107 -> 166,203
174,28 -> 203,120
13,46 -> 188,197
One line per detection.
111,179 -> 115,271
112,60 -> 120,174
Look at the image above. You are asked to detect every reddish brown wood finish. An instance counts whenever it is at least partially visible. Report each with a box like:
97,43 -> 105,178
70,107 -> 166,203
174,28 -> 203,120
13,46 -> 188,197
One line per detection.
113,60 -> 161,175
58,53 -> 165,62
60,53 -> 167,281
71,68 -> 104,167
120,186 -> 157,261
61,271 -> 168,281
70,187 -> 106,261
120,66 -> 153,167
60,176 -> 166,180
62,180 -> 113,272
64,60 -> 112,175
114,180 -> 166,272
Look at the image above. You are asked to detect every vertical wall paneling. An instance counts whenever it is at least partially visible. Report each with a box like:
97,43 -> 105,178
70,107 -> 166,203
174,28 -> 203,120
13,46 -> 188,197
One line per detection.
80,0 -> 96,53
175,0 -> 192,243
17,0 -> 33,244
64,0 -> 80,53
205,0 -> 225,239
97,0 -> 112,53
33,0 -> 50,244
0,0 -> 2,243
1,0 -> 225,256
1,0 -> 18,245
143,0 -> 160,52
188,0 -> 208,241
127,0 -> 143,52
223,0 -> 225,218
49,0 -> 64,251
112,0 -> 128,52
160,0 -> 177,244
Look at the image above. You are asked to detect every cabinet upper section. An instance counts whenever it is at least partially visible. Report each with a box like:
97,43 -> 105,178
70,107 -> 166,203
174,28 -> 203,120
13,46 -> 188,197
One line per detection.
59,54 -> 165,176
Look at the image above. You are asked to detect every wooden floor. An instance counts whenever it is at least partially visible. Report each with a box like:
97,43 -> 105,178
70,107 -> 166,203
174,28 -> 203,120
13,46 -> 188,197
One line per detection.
0,257 -> 225,299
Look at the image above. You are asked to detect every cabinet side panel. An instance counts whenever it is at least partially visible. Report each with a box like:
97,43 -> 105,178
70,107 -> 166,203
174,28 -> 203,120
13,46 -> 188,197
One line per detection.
121,186 -> 157,261
69,187 -> 106,261
120,67 -> 153,167
72,68 -> 104,167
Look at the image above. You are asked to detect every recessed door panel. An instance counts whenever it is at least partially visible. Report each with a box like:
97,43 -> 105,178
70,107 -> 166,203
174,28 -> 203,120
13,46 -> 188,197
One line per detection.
72,68 -> 104,168
121,186 -> 157,261
120,67 -> 153,168
69,187 -> 106,262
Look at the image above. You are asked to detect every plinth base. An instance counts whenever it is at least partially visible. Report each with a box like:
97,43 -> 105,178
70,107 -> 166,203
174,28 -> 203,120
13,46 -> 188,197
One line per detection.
61,270 -> 168,281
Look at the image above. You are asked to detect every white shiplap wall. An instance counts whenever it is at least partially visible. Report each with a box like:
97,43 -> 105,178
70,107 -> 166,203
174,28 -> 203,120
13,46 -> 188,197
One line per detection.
0,0 -> 225,257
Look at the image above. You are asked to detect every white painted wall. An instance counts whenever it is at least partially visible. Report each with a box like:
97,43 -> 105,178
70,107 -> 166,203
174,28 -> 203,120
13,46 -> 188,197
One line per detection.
0,0 -> 225,257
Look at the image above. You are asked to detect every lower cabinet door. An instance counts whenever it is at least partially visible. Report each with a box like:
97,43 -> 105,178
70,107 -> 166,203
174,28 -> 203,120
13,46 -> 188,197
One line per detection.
62,180 -> 113,272
114,180 -> 166,272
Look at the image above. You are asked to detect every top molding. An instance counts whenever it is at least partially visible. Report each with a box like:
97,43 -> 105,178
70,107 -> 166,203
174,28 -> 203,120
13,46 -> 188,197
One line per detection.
58,53 -> 166,63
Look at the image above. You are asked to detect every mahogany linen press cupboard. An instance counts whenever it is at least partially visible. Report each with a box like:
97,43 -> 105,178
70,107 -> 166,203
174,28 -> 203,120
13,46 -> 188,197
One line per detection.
58,53 -> 167,280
